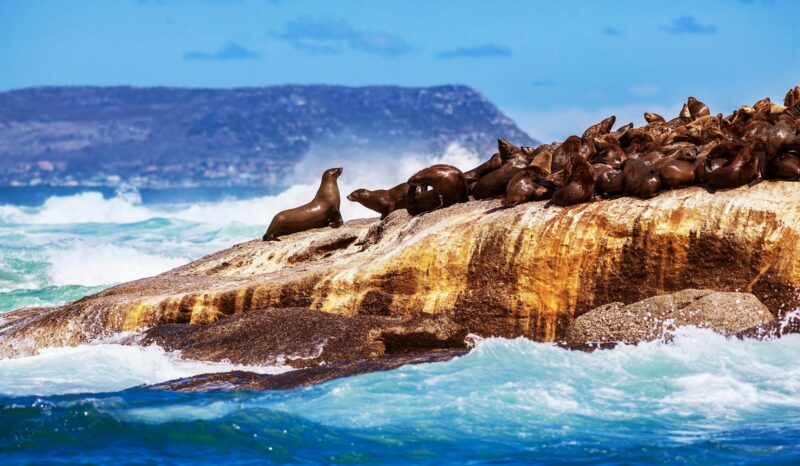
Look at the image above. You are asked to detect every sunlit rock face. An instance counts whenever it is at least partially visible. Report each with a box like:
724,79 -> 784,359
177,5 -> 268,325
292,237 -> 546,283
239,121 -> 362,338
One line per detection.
1,181 -> 799,358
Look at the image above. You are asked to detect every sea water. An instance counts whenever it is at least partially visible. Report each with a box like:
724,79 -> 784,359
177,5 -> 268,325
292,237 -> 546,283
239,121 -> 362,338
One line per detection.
2,180 -> 800,464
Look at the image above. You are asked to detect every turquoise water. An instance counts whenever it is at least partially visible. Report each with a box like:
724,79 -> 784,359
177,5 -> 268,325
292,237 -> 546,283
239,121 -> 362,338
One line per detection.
1,187 -> 800,465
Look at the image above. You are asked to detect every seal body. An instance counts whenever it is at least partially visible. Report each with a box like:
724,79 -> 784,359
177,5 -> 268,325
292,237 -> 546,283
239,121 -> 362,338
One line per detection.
471,155 -> 529,200
502,167 -> 550,207
622,159 -> 661,199
705,142 -> 760,190
593,163 -> 624,197
464,153 -> 503,182
406,185 -> 444,215
347,183 -> 409,219
262,167 -> 343,241
406,164 -> 468,215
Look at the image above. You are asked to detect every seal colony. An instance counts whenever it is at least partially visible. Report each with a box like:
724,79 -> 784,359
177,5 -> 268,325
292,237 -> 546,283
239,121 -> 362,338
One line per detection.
264,86 -> 800,239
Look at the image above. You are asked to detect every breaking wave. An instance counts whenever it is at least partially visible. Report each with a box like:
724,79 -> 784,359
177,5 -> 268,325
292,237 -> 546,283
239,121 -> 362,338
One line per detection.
0,342 -> 289,397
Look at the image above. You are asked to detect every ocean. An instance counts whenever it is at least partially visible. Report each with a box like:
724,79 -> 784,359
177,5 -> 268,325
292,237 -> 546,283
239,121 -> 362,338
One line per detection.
2,176 -> 800,464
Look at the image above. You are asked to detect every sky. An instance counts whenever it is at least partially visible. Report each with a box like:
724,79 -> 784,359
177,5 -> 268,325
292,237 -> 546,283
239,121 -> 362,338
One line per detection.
1,0 -> 798,142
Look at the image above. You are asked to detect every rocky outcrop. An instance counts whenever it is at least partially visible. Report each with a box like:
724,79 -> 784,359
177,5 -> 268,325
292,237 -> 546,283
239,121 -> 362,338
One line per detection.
1,181 -> 800,358
152,349 -> 469,392
139,308 -> 468,368
565,289 -> 775,346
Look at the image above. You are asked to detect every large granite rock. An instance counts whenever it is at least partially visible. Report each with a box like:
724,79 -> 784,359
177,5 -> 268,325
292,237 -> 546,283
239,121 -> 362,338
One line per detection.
565,289 -> 775,346
1,181 -> 800,358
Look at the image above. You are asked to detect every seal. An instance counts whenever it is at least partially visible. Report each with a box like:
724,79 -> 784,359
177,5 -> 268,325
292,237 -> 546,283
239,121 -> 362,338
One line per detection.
704,141 -> 761,192
262,167 -> 343,241
501,166 -> 550,207
784,86 -> 800,108
551,135 -> 582,173
644,112 -> 666,125
406,185 -> 444,216
497,138 -> 534,162
593,163 -> 624,197
535,153 -> 595,207
347,182 -> 409,219
529,145 -> 553,174
464,152 -> 503,182
622,158 -> 661,199
590,134 -> 627,168
406,164 -> 468,215
471,154 -> 529,200
768,153 -> 800,180
687,97 -> 710,119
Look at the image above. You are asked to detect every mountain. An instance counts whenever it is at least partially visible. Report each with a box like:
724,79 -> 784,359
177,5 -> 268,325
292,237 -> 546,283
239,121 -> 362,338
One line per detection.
0,85 -> 536,188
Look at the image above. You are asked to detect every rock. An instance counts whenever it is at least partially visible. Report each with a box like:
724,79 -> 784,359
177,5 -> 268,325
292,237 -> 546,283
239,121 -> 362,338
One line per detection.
139,307 -> 468,368
2,182 -> 800,358
150,349 -> 469,392
566,289 -> 775,346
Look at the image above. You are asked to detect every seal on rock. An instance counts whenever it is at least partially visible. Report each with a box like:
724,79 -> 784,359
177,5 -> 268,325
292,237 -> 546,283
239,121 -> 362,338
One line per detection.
464,152 -> 503,182
622,158 -> 661,199
704,141 -> 761,192
471,153 -> 529,200
501,166 -> 550,207
262,167 -> 344,241
347,183 -> 409,219
406,164 -> 468,215
535,153 -> 595,207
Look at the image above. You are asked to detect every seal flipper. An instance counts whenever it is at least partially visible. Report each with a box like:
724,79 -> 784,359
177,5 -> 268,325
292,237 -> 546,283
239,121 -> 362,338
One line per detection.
329,211 -> 344,228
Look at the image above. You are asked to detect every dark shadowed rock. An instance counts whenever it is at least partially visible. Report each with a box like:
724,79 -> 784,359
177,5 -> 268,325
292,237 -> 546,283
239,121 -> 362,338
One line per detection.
566,289 -> 774,345
140,307 -> 468,368
150,349 -> 468,392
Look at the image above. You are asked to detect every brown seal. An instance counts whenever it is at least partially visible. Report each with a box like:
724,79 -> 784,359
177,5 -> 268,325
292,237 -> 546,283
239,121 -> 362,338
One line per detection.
535,153 -> 595,207
769,153 -> 800,180
501,166 -> 550,207
784,86 -> 800,108
347,182 -> 409,219
497,138 -> 529,161
590,134 -> 627,169
622,158 -> 661,199
687,97 -> 710,119
406,185 -> 444,215
644,112 -> 666,125
406,164 -> 468,215
593,163 -> 624,197
262,167 -> 343,241
550,135 -> 583,173
471,154 -> 529,200
704,141 -> 761,192
464,152 -> 503,182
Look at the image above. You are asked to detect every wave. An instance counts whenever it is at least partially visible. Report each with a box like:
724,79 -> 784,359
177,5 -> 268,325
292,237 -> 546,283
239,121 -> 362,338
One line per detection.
0,143 -> 481,227
0,342 -> 290,397
46,243 -> 188,286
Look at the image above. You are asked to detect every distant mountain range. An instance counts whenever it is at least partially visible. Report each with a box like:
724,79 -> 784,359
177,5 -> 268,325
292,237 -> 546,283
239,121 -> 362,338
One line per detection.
0,85 -> 536,188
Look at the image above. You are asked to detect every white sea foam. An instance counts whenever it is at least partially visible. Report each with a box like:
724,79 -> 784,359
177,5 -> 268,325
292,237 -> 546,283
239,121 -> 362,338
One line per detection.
46,243 -> 188,286
0,143 -> 481,227
0,343 -> 290,397
263,328 -> 800,432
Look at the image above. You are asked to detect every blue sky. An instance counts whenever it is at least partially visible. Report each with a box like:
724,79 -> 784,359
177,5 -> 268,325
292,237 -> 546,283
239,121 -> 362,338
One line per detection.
1,0 -> 798,141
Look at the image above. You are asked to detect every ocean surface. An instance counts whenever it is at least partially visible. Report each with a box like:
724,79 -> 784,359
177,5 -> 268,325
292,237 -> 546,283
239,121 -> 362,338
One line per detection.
2,180 -> 800,464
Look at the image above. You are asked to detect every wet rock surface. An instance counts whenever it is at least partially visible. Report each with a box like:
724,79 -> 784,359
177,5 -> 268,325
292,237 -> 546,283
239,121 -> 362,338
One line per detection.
566,289 -> 775,346
140,307 -> 469,368
151,349 -> 469,392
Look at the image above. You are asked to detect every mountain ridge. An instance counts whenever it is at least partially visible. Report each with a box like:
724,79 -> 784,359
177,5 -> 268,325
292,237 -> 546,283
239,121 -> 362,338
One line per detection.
0,84 -> 536,188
